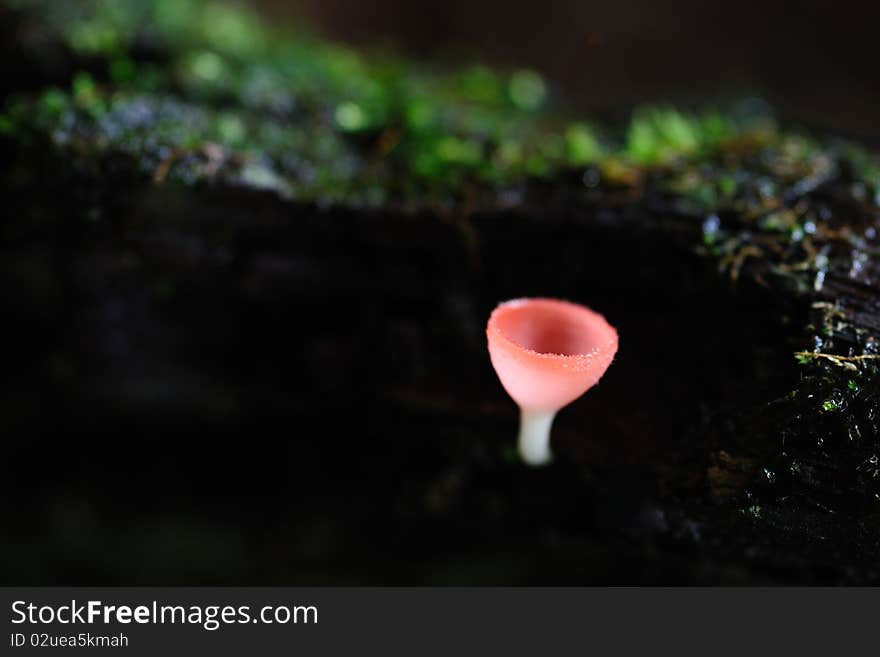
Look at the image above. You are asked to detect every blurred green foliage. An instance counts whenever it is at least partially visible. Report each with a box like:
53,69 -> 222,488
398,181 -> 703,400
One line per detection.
3,0 -> 880,208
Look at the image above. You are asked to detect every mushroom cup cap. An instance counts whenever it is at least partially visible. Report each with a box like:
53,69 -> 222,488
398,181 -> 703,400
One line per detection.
487,297 -> 618,411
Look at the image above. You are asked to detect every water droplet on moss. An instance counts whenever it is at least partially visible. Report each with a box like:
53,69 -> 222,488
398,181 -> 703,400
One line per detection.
702,214 -> 721,245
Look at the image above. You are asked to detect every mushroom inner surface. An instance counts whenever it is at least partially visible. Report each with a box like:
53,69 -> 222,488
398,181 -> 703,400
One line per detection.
495,299 -> 608,356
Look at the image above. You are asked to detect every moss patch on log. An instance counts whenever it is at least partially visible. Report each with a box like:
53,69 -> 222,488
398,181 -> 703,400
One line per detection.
9,0 -> 879,207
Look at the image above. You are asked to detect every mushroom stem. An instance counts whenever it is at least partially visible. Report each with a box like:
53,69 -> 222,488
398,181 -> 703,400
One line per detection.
517,408 -> 557,466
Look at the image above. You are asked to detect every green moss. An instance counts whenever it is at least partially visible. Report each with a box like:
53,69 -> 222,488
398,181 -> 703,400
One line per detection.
508,70 -> 546,111
38,88 -> 68,118
4,0 -> 879,213
822,399 -> 840,412
626,107 -> 710,163
741,504 -> 762,519
564,123 -> 601,165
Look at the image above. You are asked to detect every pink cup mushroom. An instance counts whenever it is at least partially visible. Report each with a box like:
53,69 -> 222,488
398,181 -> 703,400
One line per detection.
486,298 -> 618,465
